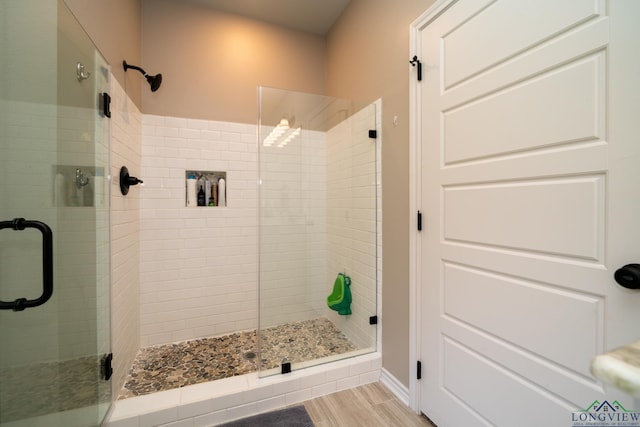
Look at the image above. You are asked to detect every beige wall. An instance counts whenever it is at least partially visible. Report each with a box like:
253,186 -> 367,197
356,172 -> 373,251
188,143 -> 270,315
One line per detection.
64,0 -> 142,108
326,0 -> 435,387
140,0 -> 326,123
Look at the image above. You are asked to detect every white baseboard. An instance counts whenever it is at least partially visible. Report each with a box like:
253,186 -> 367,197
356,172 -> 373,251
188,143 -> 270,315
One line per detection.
380,367 -> 410,406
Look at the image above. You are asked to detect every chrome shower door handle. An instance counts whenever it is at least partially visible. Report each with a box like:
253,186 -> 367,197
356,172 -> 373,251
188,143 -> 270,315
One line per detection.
0,218 -> 53,311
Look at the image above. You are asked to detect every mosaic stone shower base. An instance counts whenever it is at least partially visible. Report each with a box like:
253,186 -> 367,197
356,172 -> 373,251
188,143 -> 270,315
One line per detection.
0,356 -> 109,424
119,317 -> 358,399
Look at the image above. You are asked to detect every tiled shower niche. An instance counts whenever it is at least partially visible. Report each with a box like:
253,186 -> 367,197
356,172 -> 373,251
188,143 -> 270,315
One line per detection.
185,170 -> 226,207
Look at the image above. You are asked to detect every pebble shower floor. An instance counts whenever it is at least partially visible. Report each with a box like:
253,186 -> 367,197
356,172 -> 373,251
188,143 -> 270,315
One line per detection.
119,317 -> 358,398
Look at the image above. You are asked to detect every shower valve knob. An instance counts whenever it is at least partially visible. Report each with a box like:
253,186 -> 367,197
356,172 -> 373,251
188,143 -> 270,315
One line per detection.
119,166 -> 143,196
126,176 -> 143,186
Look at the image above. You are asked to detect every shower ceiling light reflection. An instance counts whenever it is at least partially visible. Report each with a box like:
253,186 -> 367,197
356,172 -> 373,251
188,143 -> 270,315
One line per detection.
263,118 -> 301,148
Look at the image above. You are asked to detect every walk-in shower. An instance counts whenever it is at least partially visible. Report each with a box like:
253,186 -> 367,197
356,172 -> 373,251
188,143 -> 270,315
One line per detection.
0,1 -> 111,426
117,88 -> 380,400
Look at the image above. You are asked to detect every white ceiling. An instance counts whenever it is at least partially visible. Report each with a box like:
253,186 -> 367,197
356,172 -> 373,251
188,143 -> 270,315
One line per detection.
181,0 -> 351,35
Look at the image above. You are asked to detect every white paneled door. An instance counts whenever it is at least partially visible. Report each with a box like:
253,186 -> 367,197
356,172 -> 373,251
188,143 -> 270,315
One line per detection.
415,0 -> 640,425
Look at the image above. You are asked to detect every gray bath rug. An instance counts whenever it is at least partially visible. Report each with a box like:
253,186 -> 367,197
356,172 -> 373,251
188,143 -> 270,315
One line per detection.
217,405 -> 314,427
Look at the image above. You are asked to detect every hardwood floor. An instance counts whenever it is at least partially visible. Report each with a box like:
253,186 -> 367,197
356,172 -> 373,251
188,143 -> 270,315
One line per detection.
303,382 -> 435,427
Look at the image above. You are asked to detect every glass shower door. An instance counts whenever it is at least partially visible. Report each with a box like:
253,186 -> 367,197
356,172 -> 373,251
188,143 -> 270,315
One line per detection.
257,87 -> 378,377
0,1 -> 111,426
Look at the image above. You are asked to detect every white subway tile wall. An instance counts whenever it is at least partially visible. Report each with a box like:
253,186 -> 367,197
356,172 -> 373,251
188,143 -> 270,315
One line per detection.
110,77 -> 142,397
258,128 -> 328,328
140,104 -> 380,353
140,116 -> 258,346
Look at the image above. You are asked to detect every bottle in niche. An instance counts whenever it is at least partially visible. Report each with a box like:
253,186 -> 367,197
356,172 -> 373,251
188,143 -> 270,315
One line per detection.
186,174 -> 197,207
205,177 -> 211,203
217,177 -> 226,207
197,185 -> 205,206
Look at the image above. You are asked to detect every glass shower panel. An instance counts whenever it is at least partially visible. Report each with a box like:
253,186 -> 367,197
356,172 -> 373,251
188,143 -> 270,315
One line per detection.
0,1 -> 111,426
258,87 -> 377,377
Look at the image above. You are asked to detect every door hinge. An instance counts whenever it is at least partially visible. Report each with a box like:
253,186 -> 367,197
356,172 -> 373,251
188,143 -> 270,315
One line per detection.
102,353 -> 113,381
101,92 -> 111,118
417,360 -> 422,380
417,210 -> 422,231
410,56 -> 422,81
368,129 -> 377,139
369,315 -> 378,325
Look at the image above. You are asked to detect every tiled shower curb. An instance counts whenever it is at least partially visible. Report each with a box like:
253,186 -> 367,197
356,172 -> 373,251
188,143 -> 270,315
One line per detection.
105,352 -> 381,427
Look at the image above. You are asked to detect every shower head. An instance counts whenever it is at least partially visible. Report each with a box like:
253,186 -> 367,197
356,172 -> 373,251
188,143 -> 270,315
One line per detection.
146,73 -> 162,92
123,60 -> 162,92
